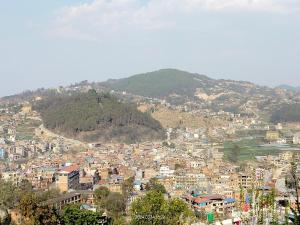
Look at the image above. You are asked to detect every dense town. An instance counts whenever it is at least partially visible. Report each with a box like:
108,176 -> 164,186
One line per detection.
1,96 -> 300,225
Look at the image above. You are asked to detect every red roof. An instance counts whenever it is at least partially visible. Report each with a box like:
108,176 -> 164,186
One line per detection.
60,164 -> 79,173
194,197 -> 210,204
193,195 -> 224,204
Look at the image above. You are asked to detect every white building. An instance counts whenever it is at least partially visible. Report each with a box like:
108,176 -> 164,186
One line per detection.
159,166 -> 174,177
293,132 -> 300,144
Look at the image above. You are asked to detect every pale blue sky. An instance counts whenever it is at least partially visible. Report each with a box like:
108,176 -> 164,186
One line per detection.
0,0 -> 299,97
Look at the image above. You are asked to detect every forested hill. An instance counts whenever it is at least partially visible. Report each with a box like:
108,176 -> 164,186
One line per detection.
271,103 -> 300,123
33,90 -> 165,143
103,68 -> 212,98
101,69 -> 299,112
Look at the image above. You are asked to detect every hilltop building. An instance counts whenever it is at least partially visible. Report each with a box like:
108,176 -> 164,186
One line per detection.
56,164 -> 80,192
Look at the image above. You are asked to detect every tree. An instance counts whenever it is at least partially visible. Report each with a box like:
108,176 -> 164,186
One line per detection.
286,161 -> 300,224
145,178 -> 166,194
130,190 -> 166,225
19,179 -> 33,193
174,163 -> 183,170
0,181 -> 20,210
228,144 -> 241,163
94,169 -> 101,184
36,189 -> 61,202
34,92 -> 165,144
94,186 -> 110,211
18,192 -> 39,225
61,205 -> 107,225
122,177 -> 134,198
130,190 -> 194,225
0,212 -> 12,225
105,193 -> 126,219
166,198 -> 194,224
33,205 -> 61,225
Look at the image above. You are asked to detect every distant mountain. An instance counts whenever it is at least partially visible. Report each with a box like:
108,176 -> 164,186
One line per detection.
2,68 -> 300,117
33,90 -> 165,143
102,68 -> 298,113
277,84 -> 300,92
103,69 -> 212,98
102,69 -> 278,99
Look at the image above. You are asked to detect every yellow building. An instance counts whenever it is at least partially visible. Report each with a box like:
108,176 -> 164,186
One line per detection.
266,131 -> 280,141
21,105 -> 32,114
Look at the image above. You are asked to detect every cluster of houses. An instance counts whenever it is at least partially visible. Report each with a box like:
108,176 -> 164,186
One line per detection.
1,100 -> 300,224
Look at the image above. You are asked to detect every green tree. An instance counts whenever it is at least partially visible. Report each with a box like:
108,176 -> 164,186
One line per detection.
130,190 -> 194,225
36,188 -> 61,202
228,144 -> 241,163
61,205 -> 107,225
105,193 -> 126,219
33,205 -> 61,225
19,179 -> 33,193
0,181 -> 20,210
166,198 -> 194,224
94,186 -> 110,211
287,162 -> 300,224
145,178 -> 166,194
18,192 -> 38,220
122,177 -> 134,199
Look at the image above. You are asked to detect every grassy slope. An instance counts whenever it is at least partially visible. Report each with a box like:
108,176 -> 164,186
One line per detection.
223,139 -> 283,161
106,69 -> 209,98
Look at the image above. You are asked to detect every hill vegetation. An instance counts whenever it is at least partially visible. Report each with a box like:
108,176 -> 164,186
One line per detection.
104,69 -> 211,98
34,90 -> 165,143
271,103 -> 300,123
277,85 -> 300,92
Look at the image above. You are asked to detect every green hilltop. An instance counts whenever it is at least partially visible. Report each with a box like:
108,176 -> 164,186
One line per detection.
34,90 -> 165,143
271,103 -> 300,123
104,69 -> 211,98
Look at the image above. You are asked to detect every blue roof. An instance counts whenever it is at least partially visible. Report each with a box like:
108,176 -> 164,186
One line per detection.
225,198 -> 236,203
85,156 -> 95,163
80,204 -> 92,210
246,195 -> 251,204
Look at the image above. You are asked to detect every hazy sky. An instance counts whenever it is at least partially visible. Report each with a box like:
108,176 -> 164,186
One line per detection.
1,0 -> 300,97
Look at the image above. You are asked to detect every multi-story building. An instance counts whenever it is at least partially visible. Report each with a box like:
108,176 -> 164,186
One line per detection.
56,164 -> 80,192
239,173 -> 253,190
1,171 -> 22,186
41,192 -> 82,210
159,166 -> 174,177
192,195 -> 236,215
26,167 -> 56,190
172,172 -> 207,190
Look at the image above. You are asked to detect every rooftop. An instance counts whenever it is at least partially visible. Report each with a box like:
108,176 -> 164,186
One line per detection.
59,164 -> 79,174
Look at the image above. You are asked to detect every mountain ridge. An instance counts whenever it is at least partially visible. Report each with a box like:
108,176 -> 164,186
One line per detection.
276,84 -> 300,92
1,69 -> 299,116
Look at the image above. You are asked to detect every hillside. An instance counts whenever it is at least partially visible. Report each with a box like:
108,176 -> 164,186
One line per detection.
104,69 -> 212,98
271,103 -> 300,123
2,69 -> 300,119
33,90 -> 165,143
277,85 -> 300,92
102,69 -> 299,114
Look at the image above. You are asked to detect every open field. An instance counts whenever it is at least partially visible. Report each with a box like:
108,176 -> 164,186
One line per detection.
16,119 -> 42,141
222,138 -> 300,162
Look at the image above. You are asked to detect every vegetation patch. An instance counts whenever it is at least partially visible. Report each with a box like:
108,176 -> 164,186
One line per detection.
34,90 -> 165,143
